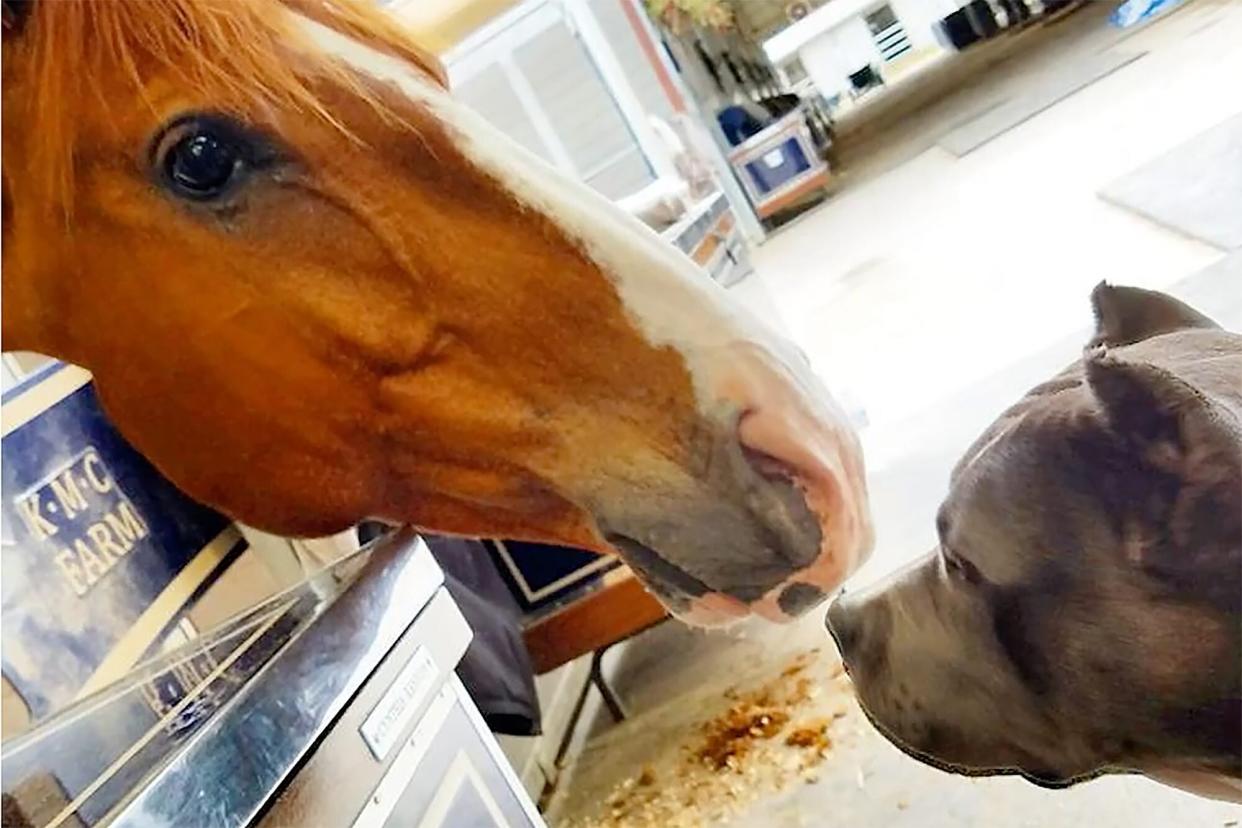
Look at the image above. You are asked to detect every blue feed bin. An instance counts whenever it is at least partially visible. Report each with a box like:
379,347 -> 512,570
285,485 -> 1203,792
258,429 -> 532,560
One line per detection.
727,109 -> 831,220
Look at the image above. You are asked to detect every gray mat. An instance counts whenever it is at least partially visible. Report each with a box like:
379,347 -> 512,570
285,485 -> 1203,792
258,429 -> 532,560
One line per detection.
1167,249 -> 1242,329
1100,113 -> 1242,250
939,50 -> 1145,156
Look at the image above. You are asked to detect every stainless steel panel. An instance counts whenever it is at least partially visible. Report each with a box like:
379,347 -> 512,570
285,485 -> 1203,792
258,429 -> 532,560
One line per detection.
106,531 -> 445,828
352,679 -> 543,828
261,590 -> 472,827
0,531 -> 441,828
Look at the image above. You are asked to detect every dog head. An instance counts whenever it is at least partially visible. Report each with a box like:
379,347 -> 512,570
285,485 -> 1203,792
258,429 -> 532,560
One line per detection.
828,284 -> 1241,794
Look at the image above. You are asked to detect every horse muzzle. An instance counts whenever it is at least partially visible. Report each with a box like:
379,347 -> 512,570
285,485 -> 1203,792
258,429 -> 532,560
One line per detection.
598,342 -> 873,626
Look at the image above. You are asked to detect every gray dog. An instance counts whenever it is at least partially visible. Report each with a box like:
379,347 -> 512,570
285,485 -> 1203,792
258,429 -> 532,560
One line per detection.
827,284 -> 1240,802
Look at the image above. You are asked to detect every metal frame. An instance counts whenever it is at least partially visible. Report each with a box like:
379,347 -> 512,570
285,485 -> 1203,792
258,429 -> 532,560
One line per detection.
614,0 -> 768,241
449,675 -> 547,826
561,0 -> 679,182
548,616 -> 668,782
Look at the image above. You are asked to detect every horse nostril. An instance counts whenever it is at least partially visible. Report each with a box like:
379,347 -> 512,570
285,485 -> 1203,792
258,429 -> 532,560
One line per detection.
778,582 -> 826,616
733,446 -> 822,568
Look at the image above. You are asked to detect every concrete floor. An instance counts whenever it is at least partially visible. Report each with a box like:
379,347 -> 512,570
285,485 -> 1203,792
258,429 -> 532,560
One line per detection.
546,2 -> 1242,826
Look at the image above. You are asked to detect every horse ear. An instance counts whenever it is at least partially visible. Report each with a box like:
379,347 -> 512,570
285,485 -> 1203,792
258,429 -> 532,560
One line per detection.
2,0 -> 33,34
1088,282 -> 1220,348
1085,347 -> 1236,478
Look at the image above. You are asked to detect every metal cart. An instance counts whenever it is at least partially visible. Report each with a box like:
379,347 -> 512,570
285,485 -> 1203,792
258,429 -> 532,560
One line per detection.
2,533 -> 546,828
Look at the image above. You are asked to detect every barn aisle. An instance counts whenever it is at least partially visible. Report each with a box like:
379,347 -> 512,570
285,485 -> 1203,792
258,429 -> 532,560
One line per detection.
548,2 -> 1242,825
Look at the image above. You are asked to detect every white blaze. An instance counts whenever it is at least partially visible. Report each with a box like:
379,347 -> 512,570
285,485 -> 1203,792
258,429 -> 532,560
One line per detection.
297,18 -> 828,411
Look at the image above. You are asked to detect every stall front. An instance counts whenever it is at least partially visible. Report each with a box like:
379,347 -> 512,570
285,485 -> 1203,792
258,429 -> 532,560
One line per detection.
762,0 -> 1085,107
0,365 -> 548,828
763,0 -> 957,104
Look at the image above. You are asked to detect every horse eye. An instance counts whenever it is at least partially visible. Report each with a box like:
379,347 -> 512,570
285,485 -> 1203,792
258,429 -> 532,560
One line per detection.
156,119 -> 248,201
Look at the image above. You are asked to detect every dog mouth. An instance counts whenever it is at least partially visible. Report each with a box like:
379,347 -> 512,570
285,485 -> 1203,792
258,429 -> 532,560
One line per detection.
848,695 -> 1105,791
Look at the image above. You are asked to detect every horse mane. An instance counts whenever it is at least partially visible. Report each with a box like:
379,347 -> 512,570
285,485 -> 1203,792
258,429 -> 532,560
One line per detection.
4,0 -> 446,212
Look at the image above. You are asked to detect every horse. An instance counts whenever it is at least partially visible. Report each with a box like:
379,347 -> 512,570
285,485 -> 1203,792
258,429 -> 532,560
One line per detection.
1,0 -> 872,626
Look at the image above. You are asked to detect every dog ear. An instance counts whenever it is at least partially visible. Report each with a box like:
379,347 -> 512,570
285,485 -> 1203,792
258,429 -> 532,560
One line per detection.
1085,347 -> 1237,473
1089,282 -> 1220,348
1087,348 -> 1242,608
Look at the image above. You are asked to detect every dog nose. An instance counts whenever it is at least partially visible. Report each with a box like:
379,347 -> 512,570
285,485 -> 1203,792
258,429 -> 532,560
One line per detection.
826,593 -> 860,655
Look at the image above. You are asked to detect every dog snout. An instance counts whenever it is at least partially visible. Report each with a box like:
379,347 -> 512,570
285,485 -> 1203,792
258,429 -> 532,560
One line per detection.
826,592 -> 862,656
826,586 -> 896,681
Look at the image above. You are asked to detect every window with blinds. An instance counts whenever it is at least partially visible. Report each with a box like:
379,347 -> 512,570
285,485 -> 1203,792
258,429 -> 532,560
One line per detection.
452,64 -> 552,163
513,23 -> 652,198
445,4 -> 658,201
866,4 -> 914,63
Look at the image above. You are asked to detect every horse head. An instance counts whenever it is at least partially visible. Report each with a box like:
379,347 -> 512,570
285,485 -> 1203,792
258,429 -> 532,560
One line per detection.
1,0 -> 872,625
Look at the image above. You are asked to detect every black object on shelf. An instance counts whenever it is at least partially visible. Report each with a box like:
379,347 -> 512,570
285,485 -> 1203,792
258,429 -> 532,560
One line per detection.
998,0 -> 1033,26
694,40 -> 724,93
967,0 -> 1001,38
759,93 -> 801,119
939,7 -> 982,50
662,39 -> 680,73
848,64 -> 883,94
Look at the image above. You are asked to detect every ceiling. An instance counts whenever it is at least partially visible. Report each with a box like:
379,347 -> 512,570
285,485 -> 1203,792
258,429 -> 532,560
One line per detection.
387,0 -> 524,53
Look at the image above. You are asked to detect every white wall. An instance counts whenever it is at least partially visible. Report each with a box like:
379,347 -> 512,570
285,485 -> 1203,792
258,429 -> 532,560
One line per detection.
794,0 -> 962,98
890,0 -> 962,51
798,16 -> 880,100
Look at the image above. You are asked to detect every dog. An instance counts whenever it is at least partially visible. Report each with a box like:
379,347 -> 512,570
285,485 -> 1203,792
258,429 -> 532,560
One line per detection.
827,283 -> 1241,802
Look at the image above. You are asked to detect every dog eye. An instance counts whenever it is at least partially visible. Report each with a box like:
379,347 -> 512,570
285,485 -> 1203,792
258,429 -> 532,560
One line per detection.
942,547 -> 982,585
153,115 -> 269,202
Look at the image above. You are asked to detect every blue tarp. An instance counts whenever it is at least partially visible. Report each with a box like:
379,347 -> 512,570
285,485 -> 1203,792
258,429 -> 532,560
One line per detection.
1111,0 -> 1187,28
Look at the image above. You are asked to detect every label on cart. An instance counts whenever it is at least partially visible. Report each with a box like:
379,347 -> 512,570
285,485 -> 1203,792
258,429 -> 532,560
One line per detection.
2,365 -> 237,725
13,447 -> 150,597
360,646 -> 439,761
